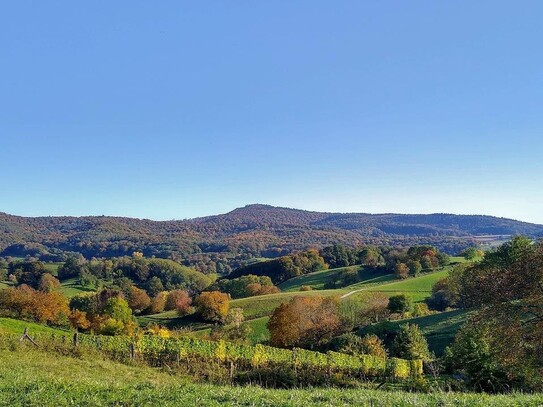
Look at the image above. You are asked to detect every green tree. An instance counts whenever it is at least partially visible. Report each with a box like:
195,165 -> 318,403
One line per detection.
103,297 -> 133,324
387,294 -> 412,314
145,276 -> 165,297
407,260 -> 422,276
392,323 -> 431,361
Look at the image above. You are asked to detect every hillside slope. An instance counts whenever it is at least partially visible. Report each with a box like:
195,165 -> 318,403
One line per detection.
1,204 -> 542,260
1,348 -> 539,406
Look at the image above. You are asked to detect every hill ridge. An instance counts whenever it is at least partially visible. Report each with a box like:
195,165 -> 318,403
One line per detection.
0,205 -> 542,263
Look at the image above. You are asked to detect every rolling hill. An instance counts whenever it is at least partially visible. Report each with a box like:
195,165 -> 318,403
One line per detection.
1,204 -> 542,263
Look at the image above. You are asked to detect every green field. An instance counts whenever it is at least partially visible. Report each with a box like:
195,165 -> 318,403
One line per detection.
146,268 -> 454,339
278,265 -> 360,291
278,265 -> 396,292
362,269 -> 449,301
183,269 -> 454,343
359,309 -> 471,356
0,347 -> 540,406
43,262 -> 62,274
0,317 -> 69,336
59,278 -> 95,298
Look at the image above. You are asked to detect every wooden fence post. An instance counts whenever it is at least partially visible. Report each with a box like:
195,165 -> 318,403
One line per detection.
19,328 -> 38,347
292,349 -> 298,379
73,331 -> 79,347
130,342 -> 136,361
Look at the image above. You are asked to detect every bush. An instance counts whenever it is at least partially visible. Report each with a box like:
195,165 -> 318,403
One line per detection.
412,303 -> 432,317
392,324 -> 431,361
387,294 -> 412,314
330,333 -> 387,358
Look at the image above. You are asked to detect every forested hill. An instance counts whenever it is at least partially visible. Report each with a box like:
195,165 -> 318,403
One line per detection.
1,204 -> 542,264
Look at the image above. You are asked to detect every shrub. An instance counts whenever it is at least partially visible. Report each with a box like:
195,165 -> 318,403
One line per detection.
412,303 -> 431,317
330,333 -> 387,358
387,294 -> 412,315
392,323 -> 431,361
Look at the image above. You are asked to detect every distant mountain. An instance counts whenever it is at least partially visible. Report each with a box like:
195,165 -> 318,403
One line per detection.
1,204 -> 542,265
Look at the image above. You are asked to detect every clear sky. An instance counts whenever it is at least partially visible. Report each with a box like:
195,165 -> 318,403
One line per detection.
1,1 -> 542,223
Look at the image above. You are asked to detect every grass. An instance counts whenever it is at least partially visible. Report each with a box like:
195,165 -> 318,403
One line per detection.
0,347 -> 541,406
0,317 -> 69,336
144,268 -> 453,337
278,265 -> 395,292
59,278 -> 95,298
278,265 -> 360,291
368,270 -> 448,298
230,289 -> 343,319
43,262 -> 62,275
359,309 -> 471,356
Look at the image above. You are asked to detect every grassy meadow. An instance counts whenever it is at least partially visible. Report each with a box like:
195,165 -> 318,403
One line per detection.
0,347 -> 541,407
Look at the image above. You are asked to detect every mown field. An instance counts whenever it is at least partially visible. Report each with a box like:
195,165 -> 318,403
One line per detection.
358,309 -> 471,356
278,265 -> 394,292
0,317 -> 69,336
0,347 -> 541,407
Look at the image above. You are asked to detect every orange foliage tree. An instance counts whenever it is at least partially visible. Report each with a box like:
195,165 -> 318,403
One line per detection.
0,285 -> 69,325
195,291 -> 229,323
267,295 -> 344,349
126,286 -> 151,314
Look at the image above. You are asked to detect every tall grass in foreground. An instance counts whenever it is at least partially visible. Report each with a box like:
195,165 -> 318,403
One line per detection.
0,347 -> 542,407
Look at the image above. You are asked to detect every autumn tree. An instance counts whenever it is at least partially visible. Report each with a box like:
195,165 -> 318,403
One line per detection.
0,285 -> 69,325
195,291 -> 229,323
126,286 -> 151,314
38,273 -> 61,292
267,296 -> 344,349
165,289 -> 192,314
174,290 -> 193,317
150,291 -> 168,314
358,292 -> 390,324
394,262 -> 409,279
446,237 -> 543,390
69,309 -> 91,331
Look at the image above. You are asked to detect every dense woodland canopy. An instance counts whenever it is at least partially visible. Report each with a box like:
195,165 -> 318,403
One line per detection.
1,205 -> 542,273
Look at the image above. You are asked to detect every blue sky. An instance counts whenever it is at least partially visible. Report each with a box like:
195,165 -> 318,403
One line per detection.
1,1 -> 542,223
